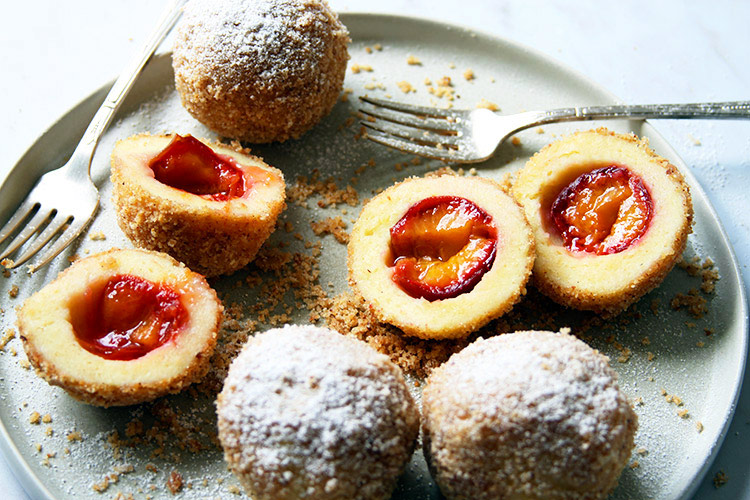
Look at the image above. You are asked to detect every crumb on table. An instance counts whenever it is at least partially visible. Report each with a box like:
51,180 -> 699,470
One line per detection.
713,470 -> 729,488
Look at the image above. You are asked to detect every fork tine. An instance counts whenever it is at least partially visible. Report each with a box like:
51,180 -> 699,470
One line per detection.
360,96 -> 457,119
25,218 -> 90,273
362,125 -> 460,161
363,120 -> 462,149
360,106 -> 461,133
9,216 -> 72,268
0,209 -> 55,260
0,200 -> 39,246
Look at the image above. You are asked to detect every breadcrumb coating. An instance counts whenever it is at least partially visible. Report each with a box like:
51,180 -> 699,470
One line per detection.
217,325 -> 419,500
422,330 -> 637,500
172,0 -> 350,143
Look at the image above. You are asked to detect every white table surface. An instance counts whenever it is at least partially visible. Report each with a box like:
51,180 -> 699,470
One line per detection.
1,1 -> 748,498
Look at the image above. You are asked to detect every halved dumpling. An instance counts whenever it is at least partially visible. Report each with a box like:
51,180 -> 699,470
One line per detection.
111,134 -> 286,276
17,248 -> 222,407
512,128 -> 693,315
348,175 -> 535,339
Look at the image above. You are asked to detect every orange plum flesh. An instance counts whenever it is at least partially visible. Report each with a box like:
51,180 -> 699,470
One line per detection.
389,196 -> 498,301
550,166 -> 653,255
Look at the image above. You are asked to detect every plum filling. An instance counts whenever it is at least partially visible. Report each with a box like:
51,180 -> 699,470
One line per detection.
70,274 -> 187,361
388,196 -> 498,301
550,165 -> 653,255
148,134 -> 247,201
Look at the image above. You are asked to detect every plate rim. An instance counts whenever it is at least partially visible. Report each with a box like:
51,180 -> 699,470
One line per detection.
0,11 -> 746,500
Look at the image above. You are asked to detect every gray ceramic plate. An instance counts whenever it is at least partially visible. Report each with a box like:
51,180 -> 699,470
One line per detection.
0,13 -> 746,500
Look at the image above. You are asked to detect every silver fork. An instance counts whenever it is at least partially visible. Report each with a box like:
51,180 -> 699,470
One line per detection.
0,0 -> 186,274
359,96 -> 750,163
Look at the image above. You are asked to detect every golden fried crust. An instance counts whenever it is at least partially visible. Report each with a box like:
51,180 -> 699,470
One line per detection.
172,0 -> 350,143
422,331 -> 638,500
347,175 -> 535,339
17,248 -> 222,407
216,325 -> 419,500
111,134 -> 286,277
512,128 -> 693,315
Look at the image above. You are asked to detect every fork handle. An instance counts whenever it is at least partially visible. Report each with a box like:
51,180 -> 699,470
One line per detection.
528,101 -> 750,127
71,0 -> 187,168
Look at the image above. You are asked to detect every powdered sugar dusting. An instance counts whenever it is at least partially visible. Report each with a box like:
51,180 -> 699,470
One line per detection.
422,330 -> 638,498
174,0 -> 348,91
435,330 -> 628,447
216,324 -> 418,498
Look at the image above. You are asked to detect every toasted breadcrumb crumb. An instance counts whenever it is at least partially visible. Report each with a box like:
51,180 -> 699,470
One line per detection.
67,431 -> 83,442
287,171 -> 360,209
310,217 -> 349,244
363,82 -> 386,91
677,256 -> 719,293
617,348 -> 632,363
713,470 -> 729,488
397,81 -> 415,93
350,63 -> 373,73
167,471 -> 183,494
671,289 -> 708,318
427,76 -> 455,101
476,99 -> 499,111
0,328 -> 15,350
92,477 -> 111,493
406,55 -> 422,65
